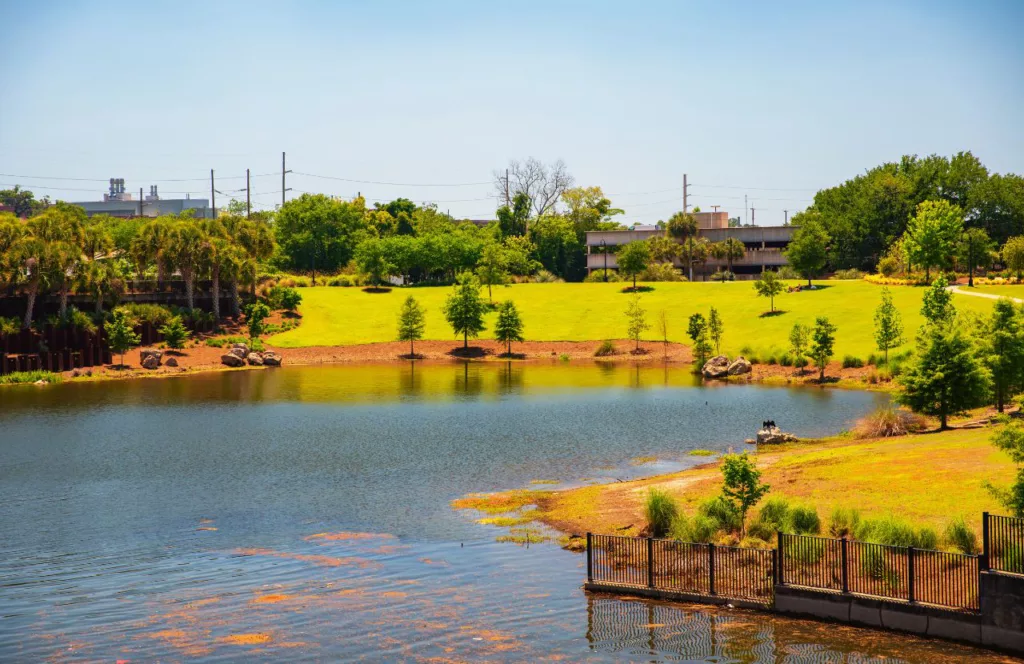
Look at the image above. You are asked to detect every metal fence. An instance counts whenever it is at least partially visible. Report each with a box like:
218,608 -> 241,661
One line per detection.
587,534 -> 775,603
985,512 -> 1024,575
779,533 -> 980,611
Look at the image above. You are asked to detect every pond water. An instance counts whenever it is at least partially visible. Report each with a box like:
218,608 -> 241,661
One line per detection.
0,363 -> 1009,661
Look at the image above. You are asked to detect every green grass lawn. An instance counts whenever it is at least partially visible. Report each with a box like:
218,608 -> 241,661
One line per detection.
269,280 -> 997,360
969,284 -> 1024,300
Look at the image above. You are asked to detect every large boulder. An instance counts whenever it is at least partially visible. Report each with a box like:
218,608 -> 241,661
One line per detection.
140,348 -> 162,366
165,357 -> 178,367
141,354 -> 160,370
727,356 -> 752,376
221,353 -> 246,367
756,429 -> 798,445
701,355 -> 731,379
261,351 -> 282,367
229,343 -> 249,359
246,352 -> 264,366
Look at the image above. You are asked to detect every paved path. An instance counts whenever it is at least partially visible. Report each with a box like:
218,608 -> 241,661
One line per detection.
948,285 -> 1023,303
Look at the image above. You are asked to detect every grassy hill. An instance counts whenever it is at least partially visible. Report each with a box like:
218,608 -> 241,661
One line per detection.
269,280 -> 997,360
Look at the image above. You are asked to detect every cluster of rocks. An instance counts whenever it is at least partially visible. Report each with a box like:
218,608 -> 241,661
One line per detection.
220,343 -> 282,368
139,348 -> 177,370
755,428 -> 798,445
701,355 -> 752,379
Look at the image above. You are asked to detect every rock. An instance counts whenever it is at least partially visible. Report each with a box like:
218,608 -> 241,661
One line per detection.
221,353 -> 246,367
141,355 -> 160,370
230,343 -> 249,358
34,379 -> 47,385
165,357 -> 178,367
246,352 -> 264,366
756,429 -> 799,445
727,356 -> 752,376
140,348 -> 162,366
562,536 -> 587,553
745,438 -> 756,445
261,351 -> 282,366
701,355 -> 731,379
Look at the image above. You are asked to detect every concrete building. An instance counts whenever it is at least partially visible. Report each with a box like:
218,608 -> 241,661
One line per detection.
72,179 -> 213,218
584,211 -> 797,279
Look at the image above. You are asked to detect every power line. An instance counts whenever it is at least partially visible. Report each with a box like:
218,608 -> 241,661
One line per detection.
0,171 -> 276,183
292,171 -> 490,187
690,183 -> 818,192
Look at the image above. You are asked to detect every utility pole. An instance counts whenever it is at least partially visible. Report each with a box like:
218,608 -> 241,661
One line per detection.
784,209 -> 788,225
246,168 -> 251,218
281,151 -> 292,208
751,206 -> 756,226
744,194 -> 748,226
683,173 -> 688,213
139,188 -> 143,217
210,169 -> 216,218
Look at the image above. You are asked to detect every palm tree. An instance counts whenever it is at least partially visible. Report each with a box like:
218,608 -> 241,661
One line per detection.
15,204 -> 85,326
0,214 -> 26,292
131,218 -> 174,287
666,212 -> 699,281
690,237 -> 711,280
79,259 -> 126,315
713,238 -> 746,274
166,221 -> 211,312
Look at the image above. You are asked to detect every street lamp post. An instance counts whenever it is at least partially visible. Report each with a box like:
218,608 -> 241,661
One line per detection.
601,239 -> 607,281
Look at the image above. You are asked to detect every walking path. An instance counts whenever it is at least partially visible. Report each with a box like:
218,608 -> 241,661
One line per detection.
948,285 -> 1023,303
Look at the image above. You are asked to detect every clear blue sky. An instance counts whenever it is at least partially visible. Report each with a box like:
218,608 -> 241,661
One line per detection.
1,0 -> 1021,225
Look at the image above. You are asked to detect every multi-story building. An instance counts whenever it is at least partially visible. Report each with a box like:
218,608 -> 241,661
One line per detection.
71,179 -> 214,218
584,210 -> 797,280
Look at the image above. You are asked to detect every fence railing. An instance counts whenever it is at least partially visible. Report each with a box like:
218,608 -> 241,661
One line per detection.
984,512 -> 1024,576
778,533 -> 979,611
587,533 -> 775,603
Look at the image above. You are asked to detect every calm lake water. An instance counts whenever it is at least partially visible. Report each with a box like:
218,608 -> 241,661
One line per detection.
0,363 -> 1010,662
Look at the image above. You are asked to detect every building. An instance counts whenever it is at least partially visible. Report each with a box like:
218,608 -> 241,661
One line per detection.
71,179 -> 214,218
584,211 -> 797,280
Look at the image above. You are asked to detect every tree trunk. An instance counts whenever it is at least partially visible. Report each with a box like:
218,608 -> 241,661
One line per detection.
410,339 -> 414,357
687,238 -> 693,282
211,267 -> 220,324
23,278 -> 39,329
633,275 -> 637,290
819,363 -> 825,382
488,283 -> 492,301
940,412 -> 948,430
925,266 -> 930,282
156,262 -> 166,290
807,275 -> 811,287
95,291 -> 103,316
59,286 -> 68,320
184,271 -> 195,311
464,331 -> 468,349
230,279 -> 242,318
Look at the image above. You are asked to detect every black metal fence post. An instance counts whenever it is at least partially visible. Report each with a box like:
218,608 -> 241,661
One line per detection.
586,533 -> 593,584
647,538 -> 655,589
776,531 -> 785,585
981,512 -> 990,571
840,538 -> 849,593
907,547 -> 915,603
708,543 -> 716,595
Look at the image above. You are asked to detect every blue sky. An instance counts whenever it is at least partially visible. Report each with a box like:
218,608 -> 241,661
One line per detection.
1,0 -> 1021,225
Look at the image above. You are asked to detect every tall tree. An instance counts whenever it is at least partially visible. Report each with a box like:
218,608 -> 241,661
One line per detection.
494,300 -> 525,355
0,185 -> 48,217
476,242 -> 509,301
873,287 -> 904,364
983,298 -> 1024,413
443,273 -> 486,349
687,313 -> 713,368
785,211 -> 830,286
921,276 -> 956,326
1003,236 -> 1024,280
753,271 -> 784,312
810,317 -> 837,382
715,238 -> 746,273
496,192 -> 531,238
625,293 -> 648,352
562,186 -> 623,235
166,221 -> 210,312
494,158 -> 574,217
355,237 -> 396,289
617,240 -> 651,290
904,200 -> 964,281
275,193 -> 368,285
397,295 -> 426,357
666,212 -> 699,281
957,227 -> 994,287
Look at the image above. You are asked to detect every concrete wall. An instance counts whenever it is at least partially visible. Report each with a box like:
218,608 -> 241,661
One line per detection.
980,571 -> 1024,653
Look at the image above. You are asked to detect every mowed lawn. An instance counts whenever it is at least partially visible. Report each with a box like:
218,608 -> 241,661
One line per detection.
269,280 -> 996,359
970,284 -> 1024,300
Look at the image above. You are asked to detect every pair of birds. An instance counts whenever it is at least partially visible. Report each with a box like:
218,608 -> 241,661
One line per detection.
761,420 -> 777,430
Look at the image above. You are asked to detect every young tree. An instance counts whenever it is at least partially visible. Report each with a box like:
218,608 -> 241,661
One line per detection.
397,295 -> 426,357
443,273 -> 486,349
904,200 -> 964,281
789,322 -> 810,371
625,293 -> 649,352
873,287 -> 903,364
1003,236 -> 1024,280
476,242 -> 509,302
708,307 -> 724,354
243,302 -> 270,345
159,316 -> 190,350
617,240 -> 651,290
921,276 -> 955,325
898,325 -> 991,430
753,271 -> 784,312
657,310 -> 669,359
984,298 -> 1024,412
494,300 -> 525,355
988,421 -> 1024,517
720,453 -> 770,537
810,316 -> 837,381
957,227 -> 994,287
784,215 -> 830,286
106,307 -> 140,369
687,312 -> 713,367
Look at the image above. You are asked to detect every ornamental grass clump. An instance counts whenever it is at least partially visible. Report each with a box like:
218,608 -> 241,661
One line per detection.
943,517 -> 979,555
644,489 -> 678,538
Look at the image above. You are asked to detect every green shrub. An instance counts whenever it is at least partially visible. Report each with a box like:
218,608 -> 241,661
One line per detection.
833,268 -> 865,280
0,370 -> 63,385
855,515 -> 936,549
533,270 -> 563,283
0,316 -> 19,336
327,275 -> 353,287
205,335 -> 247,348
756,497 -> 791,531
159,316 -> 190,350
698,496 -> 742,533
777,265 -> 800,280
779,353 -> 793,367
943,518 -> 978,554
641,262 -> 684,282
746,520 -> 776,542
793,356 -> 809,368
51,307 -> 98,333
710,270 -> 735,282
877,256 -> 900,278
584,269 -> 621,283
842,355 -> 864,369
268,285 -> 302,312
829,507 -> 861,538
121,303 -> 175,327
787,538 -> 827,564
645,489 -> 678,538
670,514 -> 718,543
787,506 -> 822,535
594,340 -> 617,357
250,338 -> 266,353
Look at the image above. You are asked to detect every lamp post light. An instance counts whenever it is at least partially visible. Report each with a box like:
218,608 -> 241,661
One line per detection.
601,239 -> 608,281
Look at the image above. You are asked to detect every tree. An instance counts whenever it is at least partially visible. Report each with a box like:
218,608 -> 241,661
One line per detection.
617,240 -> 651,290
789,322 -> 810,371
275,193 -> 368,285
713,238 -> 745,273
494,158 -> 574,217
957,227 -> 994,287
810,317 -> 837,381
159,316 -> 190,350
502,235 -> 540,276
904,200 -> 964,281
494,300 -> 525,355
496,192 -> 531,238
720,453 -> 770,537
397,295 -> 426,357
1004,236 -> 1024,280
666,212 -> 699,280
354,237 -> 396,288
244,302 -> 270,344
921,276 -> 955,325
528,214 -> 580,279
268,286 -> 302,313
562,186 -> 623,235
657,310 -> 669,358
708,307 -> 724,354
476,242 -> 509,301
983,298 -> 1024,412
898,324 -> 991,429
989,421 -> 1024,517
753,271 -> 784,312
106,307 -> 140,369
873,287 -> 903,364
784,212 -> 830,286
443,273 -> 486,349
688,313 -> 713,367
166,221 -> 210,311
625,293 -> 648,352
0,185 -> 48,217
